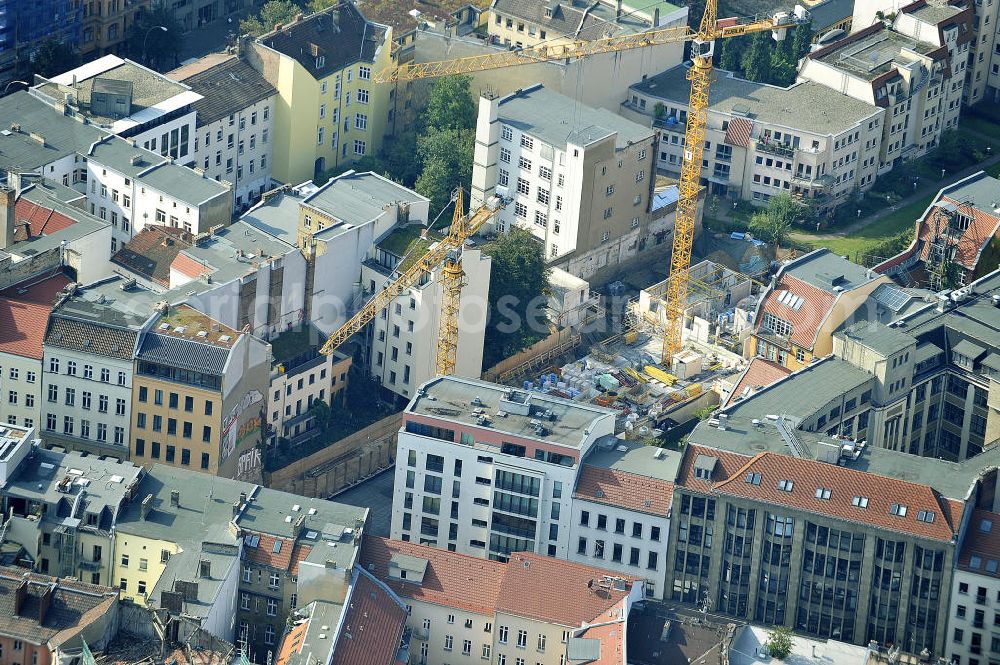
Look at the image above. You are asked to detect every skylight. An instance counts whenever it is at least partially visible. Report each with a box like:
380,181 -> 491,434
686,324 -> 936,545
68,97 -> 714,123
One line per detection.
815,488 -> 832,500
777,480 -> 794,492
851,496 -> 869,508
890,503 -> 907,517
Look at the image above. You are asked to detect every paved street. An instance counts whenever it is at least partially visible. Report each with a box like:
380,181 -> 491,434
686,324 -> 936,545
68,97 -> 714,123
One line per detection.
330,466 -> 395,537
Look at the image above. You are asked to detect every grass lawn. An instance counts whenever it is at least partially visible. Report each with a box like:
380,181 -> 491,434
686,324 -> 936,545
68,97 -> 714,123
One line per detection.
962,115 -> 1000,142
792,194 -> 934,259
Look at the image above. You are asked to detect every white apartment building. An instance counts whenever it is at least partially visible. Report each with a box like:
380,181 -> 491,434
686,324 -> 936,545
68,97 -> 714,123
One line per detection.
568,440 -> 676,599
391,376 -> 618,561
622,65 -> 885,209
362,235 -> 491,402
947,509 -> 1000,665
266,326 -> 351,444
798,17 -> 968,173
852,0 -> 994,105
34,55 -> 201,163
361,536 -> 644,665
40,295 -> 148,456
169,55 -> 277,214
471,84 -> 657,281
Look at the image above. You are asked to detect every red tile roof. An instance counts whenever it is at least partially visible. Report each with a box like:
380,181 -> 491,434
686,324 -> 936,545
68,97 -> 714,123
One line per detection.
171,252 -> 212,281
916,202 -> 1000,272
361,538 -> 638,627
361,536 -> 503,615
573,465 -> 673,517
0,274 -> 71,360
274,617 -> 309,665
725,358 -> 791,407
755,274 -> 837,350
958,509 -> 1000,578
707,450 -> 961,542
244,532 -> 312,573
331,572 -> 407,665
12,199 -> 78,242
496,552 -> 636,628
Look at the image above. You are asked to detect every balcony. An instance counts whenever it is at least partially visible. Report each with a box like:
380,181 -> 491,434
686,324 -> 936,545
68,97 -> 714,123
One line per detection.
78,559 -> 102,572
654,117 -> 686,133
756,139 -> 795,159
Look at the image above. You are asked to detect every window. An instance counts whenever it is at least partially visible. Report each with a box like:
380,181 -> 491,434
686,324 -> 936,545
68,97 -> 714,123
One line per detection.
518,156 -> 532,171
890,503 -> 907,516
815,487 -> 832,500
354,139 -> 366,155
498,626 -> 509,644
355,113 -> 368,130
852,495 -> 869,508
500,147 -> 511,163
777,479 -> 794,492
501,125 -> 513,141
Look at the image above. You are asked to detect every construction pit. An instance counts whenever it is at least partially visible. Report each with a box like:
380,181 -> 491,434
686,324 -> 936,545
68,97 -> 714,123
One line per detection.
505,260 -> 766,444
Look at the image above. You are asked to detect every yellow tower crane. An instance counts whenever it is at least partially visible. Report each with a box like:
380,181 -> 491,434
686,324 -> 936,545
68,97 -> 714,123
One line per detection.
369,0 -> 806,366
319,188 -> 506,363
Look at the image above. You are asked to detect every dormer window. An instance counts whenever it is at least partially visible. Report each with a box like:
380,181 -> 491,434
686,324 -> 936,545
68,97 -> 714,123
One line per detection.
545,7 -> 552,17
316,55 -> 325,69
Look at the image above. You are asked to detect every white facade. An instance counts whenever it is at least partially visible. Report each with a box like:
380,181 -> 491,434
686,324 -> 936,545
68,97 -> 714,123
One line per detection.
193,99 -> 275,214
267,352 -> 349,443
472,85 -> 657,281
0,356 -> 43,429
362,247 -> 491,401
947,511 -> 1000,665
40,343 -> 136,454
567,499 -> 670,599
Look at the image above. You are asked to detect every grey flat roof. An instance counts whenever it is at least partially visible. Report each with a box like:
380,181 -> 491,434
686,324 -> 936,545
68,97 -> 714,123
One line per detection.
836,321 -> 916,356
809,0 -> 854,29
0,92 -> 106,171
729,625 -> 869,665
898,271 -> 1000,345
784,248 -> 878,293
812,27 -> 938,81
2,448 -> 142,531
723,356 -> 875,422
240,486 -> 367,541
581,438 -> 682,483
407,376 -> 616,450
241,190 -> 305,244
632,65 -> 880,136
939,171 -> 1000,213
304,171 -> 427,231
497,84 -> 653,150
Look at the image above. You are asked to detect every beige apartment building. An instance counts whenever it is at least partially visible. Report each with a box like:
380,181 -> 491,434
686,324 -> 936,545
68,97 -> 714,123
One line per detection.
471,84 -> 660,281
623,65 -> 885,209
798,12 -> 969,173
853,0 -> 997,105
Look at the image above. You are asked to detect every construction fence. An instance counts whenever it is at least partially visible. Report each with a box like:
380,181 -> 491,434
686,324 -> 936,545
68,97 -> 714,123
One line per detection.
265,413 -> 401,497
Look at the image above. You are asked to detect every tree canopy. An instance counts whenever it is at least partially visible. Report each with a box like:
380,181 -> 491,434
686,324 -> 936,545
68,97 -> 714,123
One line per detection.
127,4 -> 184,71
482,227 -> 551,368
765,626 -> 794,660
30,40 -> 81,78
240,0 -> 300,37
717,22 -> 813,87
749,193 -> 803,249
422,75 -> 477,131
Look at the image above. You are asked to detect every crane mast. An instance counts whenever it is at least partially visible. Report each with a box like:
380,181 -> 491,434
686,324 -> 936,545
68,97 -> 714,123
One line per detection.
323,0 -> 806,373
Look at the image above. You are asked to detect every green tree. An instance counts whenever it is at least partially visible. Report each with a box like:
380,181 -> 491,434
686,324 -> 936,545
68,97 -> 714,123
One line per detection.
790,21 -> 814,61
749,193 -> 801,249
741,32 -> 772,83
422,75 -> 476,132
240,0 -> 300,37
769,48 -> 796,86
718,35 -> 745,73
483,227 -> 551,368
415,127 -> 475,217
379,132 -> 421,186
29,39 -> 81,78
128,4 -> 184,71
765,626 -> 794,660
307,0 -> 335,12
307,399 -> 332,431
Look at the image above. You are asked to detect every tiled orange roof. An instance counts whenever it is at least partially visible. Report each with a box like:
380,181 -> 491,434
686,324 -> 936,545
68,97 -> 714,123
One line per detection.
756,274 -> 837,350
575,612 -> 628,665
573,465 -> 673,517
273,618 -> 309,665
709,450 -> 961,542
0,274 -> 71,360
331,572 -> 407,665
361,539 -> 638,627
171,252 -> 213,280
12,199 -> 78,242
361,537 -> 504,616
725,358 -> 791,407
958,509 -> 1000,578
244,532 -> 311,573
496,552 -> 636,628
917,202 -> 1000,271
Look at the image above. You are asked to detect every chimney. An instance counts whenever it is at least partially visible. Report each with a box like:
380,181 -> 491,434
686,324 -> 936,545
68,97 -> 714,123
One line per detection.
169,489 -> 180,508
293,514 -> 305,539
14,576 -> 28,615
38,583 -> 54,624
1,185 -> 15,250
140,493 -> 154,519
232,500 -> 242,517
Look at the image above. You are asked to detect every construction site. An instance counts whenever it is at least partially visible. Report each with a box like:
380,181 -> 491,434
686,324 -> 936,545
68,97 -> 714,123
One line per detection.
488,259 -> 767,446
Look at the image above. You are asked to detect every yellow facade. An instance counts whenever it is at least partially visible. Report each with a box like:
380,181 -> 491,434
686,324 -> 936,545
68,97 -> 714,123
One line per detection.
130,376 -> 223,475
251,21 -> 394,186
111,532 -> 181,605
